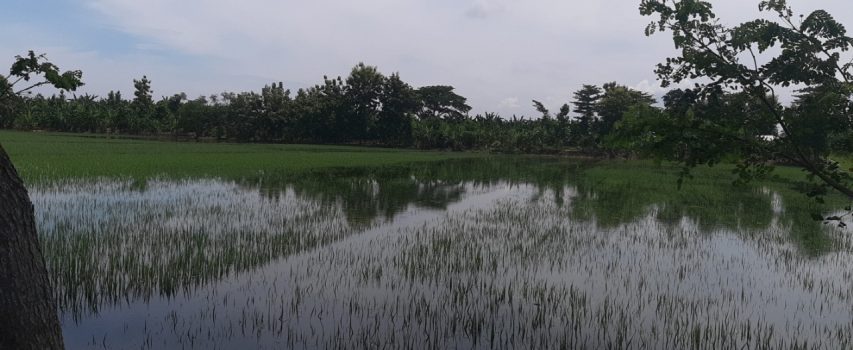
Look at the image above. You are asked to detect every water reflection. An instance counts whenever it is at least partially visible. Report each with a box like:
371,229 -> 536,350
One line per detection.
31,158 -> 852,349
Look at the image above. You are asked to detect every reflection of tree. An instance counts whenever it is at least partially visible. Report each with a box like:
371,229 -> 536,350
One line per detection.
244,158 -> 838,255
241,157 -> 838,255
569,181 -> 778,231
238,157 -> 589,230
563,164 -> 836,255
242,172 -> 468,230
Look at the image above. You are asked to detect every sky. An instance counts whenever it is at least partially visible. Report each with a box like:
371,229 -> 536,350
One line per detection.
2,0 -> 852,117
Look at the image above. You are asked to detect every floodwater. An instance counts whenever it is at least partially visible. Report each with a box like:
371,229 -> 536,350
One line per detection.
32,158 -> 853,349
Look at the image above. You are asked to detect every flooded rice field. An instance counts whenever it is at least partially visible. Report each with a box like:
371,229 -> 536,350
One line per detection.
32,159 -> 853,349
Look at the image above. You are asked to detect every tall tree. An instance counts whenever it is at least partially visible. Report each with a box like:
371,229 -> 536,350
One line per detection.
571,85 -> 602,136
532,100 -> 551,120
132,76 -> 153,107
104,90 -> 128,132
641,0 -> 853,201
292,76 -> 348,143
128,76 -> 154,133
555,103 -> 572,146
259,82 -> 292,142
416,86 -> 471,121
345,63 -> 385,141
223,91 -> 264,141
177,96 -> 211,140
376,73 -> 419,145
661,88 -> 698,117
164,93 -> 187,135
596,82 -> 656,137
0,51 -> 80,350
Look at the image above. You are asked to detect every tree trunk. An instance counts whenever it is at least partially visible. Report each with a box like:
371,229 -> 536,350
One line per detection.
0,144 -> 64,349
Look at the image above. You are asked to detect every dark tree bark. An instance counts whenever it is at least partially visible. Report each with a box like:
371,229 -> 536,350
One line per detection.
0,144 -> 64,349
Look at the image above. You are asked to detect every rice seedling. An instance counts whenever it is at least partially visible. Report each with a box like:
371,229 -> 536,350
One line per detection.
0,130 -> 471,182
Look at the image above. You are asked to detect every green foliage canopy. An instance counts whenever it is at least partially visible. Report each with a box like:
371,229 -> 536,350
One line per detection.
640,0 -> 853,199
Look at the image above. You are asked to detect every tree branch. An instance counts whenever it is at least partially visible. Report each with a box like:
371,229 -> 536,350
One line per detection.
14,81 -> 50,96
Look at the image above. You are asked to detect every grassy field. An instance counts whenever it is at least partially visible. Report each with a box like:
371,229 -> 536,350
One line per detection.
0,130 -> 473,181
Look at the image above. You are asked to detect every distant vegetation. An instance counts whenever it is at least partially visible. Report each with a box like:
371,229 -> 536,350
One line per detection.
2,55 -> 850,161
0,61 -> 663,154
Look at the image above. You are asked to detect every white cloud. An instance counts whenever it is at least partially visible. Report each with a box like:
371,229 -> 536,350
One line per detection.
465,0 -> 509,19
498,97 -> 521,109
78,0 -> 675,117
632,79 -> 698,97
632,80 -> 663,95
9,0 -> 850,116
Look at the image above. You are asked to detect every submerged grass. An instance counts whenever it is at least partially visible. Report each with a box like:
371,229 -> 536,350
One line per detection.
47,175 -> 849,349
35,179 -> 363,319
379,193 -> 853,349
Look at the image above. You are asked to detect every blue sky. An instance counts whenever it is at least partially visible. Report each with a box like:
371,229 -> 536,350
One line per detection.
3,1 -> 122,53
3,0 -> 852,116
0,0 -> 233,100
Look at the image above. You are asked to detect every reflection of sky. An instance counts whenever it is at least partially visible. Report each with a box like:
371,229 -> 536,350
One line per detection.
42,178 -> 534,349
34,179 -> 325,236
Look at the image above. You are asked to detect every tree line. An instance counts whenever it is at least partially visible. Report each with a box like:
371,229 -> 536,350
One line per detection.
4,49 -> 852,166
1,60 -> 668,153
